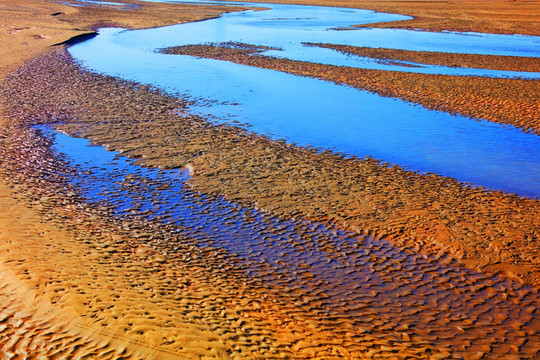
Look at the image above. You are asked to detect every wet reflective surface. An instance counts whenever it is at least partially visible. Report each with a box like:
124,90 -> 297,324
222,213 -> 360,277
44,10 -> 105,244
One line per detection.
68,2 -> 540,197
35,125 -> 540,358
59,0 -> 134,8
1,1 -> 539,358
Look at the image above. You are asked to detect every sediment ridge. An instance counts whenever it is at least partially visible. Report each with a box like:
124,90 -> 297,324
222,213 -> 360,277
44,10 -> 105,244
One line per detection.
304,43 -> 540,73
164,43 -> 540,135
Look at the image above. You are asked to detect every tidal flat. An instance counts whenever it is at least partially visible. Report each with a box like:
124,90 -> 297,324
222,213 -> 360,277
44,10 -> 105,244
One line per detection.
0,0 -> 539,358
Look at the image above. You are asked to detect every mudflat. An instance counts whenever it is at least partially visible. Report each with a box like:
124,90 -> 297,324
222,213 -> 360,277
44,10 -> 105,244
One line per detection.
0,0 -> 539,358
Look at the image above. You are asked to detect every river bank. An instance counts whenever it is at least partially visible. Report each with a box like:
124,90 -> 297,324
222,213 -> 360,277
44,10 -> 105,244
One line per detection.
1,0 -> 539,358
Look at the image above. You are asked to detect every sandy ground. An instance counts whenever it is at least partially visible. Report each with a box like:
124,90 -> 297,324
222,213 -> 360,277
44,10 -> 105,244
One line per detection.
1,0 -> 540,358
1,66 -> 539,358
0,162 -> 341,359
0,0 -> 246,78
5,48 -> 539,285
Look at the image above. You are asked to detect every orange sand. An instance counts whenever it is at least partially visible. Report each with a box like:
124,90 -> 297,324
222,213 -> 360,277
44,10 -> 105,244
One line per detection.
0,0 -> 246,77
1,0 -> 540,358
0,180 -> 344,358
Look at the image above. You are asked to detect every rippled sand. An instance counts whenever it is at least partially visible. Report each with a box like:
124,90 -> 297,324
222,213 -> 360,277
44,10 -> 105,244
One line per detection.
1,0 -> 540,358
5,49 -> 539,285
0,119 -> 538,358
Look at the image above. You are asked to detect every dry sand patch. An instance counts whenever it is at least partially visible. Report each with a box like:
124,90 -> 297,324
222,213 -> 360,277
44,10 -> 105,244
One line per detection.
0,0 -> 246,77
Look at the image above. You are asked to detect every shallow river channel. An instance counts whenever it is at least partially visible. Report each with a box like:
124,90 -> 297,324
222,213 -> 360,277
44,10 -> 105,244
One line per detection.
37,121 -> 540,358
68,0 -> 540,197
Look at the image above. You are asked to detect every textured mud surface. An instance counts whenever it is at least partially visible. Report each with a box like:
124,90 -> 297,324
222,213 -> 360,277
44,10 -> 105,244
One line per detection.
1,0 -> 540,358
0,64 -> 539,359
164,42 -> 540,135
2,49 -> 539,289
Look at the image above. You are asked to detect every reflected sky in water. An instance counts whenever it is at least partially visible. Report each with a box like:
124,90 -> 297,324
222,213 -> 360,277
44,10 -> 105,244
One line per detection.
69,1 -> 540,197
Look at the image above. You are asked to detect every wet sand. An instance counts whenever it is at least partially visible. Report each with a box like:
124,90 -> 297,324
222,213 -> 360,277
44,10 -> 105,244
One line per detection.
1,0 -> 540,358
305,43 -> 540,73
0,135 -> 330,359
3,48 -> 539,287
1,74 -> 539,358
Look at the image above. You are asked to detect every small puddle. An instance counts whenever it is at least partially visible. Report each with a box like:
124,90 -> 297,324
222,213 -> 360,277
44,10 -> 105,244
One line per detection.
58,0 -> 136,8
38,125 -> 540,357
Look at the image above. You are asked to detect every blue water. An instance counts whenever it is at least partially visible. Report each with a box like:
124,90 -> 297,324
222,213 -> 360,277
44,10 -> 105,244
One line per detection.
40,125 -> 538,321
60,0 -> 133,8
43,125 -> 376,285
68,1 -> 540,197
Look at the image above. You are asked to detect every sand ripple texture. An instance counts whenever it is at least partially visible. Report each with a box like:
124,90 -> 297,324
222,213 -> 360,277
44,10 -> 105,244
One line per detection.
2,49 -> 539,285
0,47 -> 539,358
0,83 -> 539,359
0,123 -> 315,359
